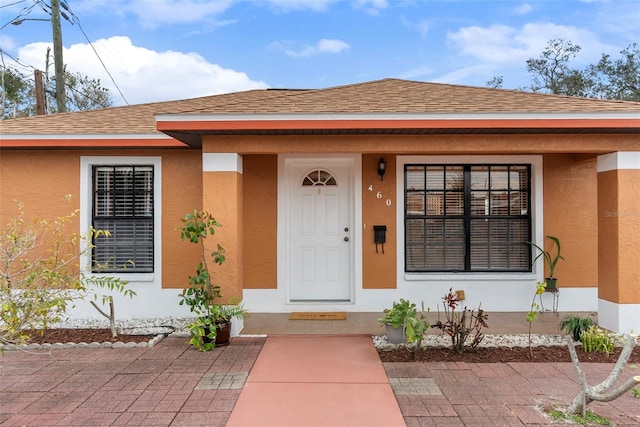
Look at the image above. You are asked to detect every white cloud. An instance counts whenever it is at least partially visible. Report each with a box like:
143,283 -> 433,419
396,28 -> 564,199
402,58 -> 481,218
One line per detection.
274,38 -> 350,58
397,65 -> 434,80
0,34 -> 16,51
262,0 -> 339,12
352,0 -> 388,16
433,64 -> 498,85
447,24 -> 523,62
317,39 -> 351,53
514,3 -> 533,15
447,22 -> 608,65
69,0 -> 234,28
401,17 -> 430,38
16,36 -> 268,105
592,1 -> 640,41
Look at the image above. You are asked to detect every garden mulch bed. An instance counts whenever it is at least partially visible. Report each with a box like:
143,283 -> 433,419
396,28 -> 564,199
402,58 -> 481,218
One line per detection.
378,344 -> 640,363
21,329 -> 640,365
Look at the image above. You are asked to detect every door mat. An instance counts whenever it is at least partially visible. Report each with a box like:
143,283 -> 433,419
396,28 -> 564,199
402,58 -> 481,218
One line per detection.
289,312 -> 347,320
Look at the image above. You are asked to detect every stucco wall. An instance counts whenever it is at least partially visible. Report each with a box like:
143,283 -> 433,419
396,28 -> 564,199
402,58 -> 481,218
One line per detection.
161,151 -> 204,289
542,154 -> 598,289
202,171 -> 243,301
0,149 -> 203,290
598,169 -> 640,304
362,154 -> 397,289
0,150 -> 81,223
242,155 -> 278,289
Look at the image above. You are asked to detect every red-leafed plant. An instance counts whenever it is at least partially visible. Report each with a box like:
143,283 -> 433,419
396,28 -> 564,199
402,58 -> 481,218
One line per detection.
432,288 -> 488,354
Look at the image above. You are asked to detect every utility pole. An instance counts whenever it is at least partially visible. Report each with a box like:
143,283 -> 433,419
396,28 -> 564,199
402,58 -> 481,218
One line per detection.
51,0 -> 66,113
34,70 -> 46,115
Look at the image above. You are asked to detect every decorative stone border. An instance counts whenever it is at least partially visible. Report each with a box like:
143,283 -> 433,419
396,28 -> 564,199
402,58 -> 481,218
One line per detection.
0,333 -> 166,351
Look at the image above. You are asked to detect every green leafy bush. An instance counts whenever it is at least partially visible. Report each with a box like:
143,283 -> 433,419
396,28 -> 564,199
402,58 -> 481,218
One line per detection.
177,209 -> 248,351
1,200 -> 135,348
580,326 -> 618,354
559,314 -> 597,341
379,298 -> 430,344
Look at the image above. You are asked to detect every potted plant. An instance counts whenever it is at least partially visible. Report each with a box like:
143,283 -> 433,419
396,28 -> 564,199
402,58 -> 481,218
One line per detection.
379,298 -> 426,344
528,235 -> 564,290
177,209 -> 248,351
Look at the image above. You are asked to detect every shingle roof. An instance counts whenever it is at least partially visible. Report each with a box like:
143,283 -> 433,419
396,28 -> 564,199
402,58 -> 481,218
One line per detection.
0,88 -> 292,135
182,78 -> 640,115
1,78 -> 638,137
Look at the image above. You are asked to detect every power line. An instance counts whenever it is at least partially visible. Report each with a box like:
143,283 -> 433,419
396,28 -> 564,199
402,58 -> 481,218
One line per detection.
1,0 -> 128,112
0,48 -> 37,73
73,22 -> 129,106
1,0 -> 29,8
0,0 -> 39,30
59,1 -> 129,105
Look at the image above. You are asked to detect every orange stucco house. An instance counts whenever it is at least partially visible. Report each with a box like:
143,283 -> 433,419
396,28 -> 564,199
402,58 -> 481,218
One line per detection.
1,79 -> 639,333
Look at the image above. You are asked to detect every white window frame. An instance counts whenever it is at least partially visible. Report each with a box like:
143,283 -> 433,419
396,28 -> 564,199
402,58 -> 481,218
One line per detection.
80,156 -> 162,283
397,155 -> 544,283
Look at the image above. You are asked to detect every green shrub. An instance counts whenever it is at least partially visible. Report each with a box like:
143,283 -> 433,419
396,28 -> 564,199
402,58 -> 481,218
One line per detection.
580,326 -> 618,354
559,314 -> 597,341
1,200 -> 134,347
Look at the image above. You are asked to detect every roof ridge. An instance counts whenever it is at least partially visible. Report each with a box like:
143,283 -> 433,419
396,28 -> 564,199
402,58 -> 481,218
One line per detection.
379,78 -> 640,106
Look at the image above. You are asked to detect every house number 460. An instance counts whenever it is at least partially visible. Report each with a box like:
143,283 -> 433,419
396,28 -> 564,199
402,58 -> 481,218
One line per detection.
368,186 -> 392,207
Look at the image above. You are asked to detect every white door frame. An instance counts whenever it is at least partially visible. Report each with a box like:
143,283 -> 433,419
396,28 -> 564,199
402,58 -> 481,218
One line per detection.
277,154 -> 361,307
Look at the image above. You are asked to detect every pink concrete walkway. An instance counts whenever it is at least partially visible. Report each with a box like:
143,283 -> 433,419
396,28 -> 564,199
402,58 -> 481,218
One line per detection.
226,335 -> 405,427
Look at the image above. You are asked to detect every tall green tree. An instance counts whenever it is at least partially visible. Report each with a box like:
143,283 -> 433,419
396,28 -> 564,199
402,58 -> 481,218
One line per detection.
585,43 -> 640,101
489,39 -> 640,101
525,39 -> 593,97
57,70 -> 114,113
1,66 -> 114,119
0,68 -> 33,119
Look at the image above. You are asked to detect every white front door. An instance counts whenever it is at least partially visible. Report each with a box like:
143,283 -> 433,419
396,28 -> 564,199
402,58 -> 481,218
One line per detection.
286,159 -> 353,301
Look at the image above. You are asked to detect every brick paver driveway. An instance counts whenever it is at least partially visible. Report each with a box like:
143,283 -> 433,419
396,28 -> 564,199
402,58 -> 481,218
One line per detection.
1,336 -> 639,426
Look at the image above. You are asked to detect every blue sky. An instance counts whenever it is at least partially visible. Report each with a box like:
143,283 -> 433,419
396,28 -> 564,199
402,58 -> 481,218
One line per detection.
1,0 -> 638,106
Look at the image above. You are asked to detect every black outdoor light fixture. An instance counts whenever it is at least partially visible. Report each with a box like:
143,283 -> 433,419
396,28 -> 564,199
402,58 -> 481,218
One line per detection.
377,158 -> 386,181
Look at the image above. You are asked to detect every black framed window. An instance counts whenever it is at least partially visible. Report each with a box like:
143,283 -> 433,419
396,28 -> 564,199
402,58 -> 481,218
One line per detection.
405,164 -> 531,272
92,165 -> 154,273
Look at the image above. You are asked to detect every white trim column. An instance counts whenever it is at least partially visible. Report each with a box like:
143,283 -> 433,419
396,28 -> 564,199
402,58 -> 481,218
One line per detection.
597,151 -> 640,333
202,152 -> 244,334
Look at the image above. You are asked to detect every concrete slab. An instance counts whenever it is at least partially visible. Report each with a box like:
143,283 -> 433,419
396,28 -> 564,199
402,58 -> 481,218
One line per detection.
227,335 -> 404,427
227,382 -> 405,427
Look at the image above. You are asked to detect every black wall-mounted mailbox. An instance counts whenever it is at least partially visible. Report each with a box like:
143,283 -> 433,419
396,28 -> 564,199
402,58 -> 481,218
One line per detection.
374,225 -> 387,253
373,225 -> 387,243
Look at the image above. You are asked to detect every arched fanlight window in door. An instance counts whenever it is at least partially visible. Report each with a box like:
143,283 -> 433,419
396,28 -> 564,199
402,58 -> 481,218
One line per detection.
302,169 -> 337,186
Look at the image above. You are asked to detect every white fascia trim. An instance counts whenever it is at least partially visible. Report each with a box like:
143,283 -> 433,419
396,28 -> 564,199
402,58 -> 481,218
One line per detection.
597,152 -> 640,172
155,112 -> 640,122
4,134 -> 172,140
203,153 -> 243,173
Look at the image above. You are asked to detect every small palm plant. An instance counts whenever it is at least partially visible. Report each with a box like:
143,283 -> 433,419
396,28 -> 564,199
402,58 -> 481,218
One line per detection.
559,314 -> 597,341
529,235 -> 564,289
